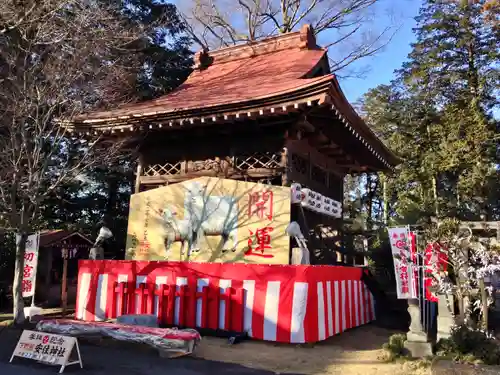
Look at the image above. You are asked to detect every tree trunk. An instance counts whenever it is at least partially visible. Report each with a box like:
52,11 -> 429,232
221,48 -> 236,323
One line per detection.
479,278 -> 488,330
432,176 -> 439,217
12,232 -> 27,325
382,174 -> 388,224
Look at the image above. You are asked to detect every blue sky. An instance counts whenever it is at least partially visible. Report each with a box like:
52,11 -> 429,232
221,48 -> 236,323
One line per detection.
175,0 -> 423,104
321,0 -> 423,103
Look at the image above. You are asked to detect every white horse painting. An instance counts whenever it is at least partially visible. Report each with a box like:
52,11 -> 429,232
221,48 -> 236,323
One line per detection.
161,208 -> 195,257
184,182 -> 239,253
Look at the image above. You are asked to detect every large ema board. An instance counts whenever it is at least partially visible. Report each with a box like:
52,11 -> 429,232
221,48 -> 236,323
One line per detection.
125,177 -> 342,264
126,177 -> 291,264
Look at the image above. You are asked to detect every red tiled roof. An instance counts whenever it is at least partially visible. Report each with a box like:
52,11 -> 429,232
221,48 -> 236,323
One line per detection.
80,48 -> 329,122
74,25 -> 330,124
67,24 -> 399,168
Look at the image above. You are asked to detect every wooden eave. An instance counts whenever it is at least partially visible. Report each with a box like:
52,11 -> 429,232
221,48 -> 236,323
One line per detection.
64,80 -> 399,171
62,76 -> 333,132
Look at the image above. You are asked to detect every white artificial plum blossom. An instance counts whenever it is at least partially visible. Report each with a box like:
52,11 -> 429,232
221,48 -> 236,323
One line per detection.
423,219 -> 500,326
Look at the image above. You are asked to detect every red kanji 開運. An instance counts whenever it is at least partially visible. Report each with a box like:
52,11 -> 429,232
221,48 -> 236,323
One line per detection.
248,190 -> 273,220
245,227 -> 274,258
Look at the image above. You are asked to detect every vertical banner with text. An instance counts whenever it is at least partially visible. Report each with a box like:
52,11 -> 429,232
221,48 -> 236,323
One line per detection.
388,227 -> 418,299
17,233 -> 40,298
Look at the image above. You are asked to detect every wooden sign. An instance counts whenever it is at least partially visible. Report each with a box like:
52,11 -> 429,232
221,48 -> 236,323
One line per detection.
10,330 -> 83,373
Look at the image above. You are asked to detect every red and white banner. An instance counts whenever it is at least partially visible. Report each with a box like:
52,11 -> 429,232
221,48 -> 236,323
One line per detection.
424,242 -> 448,302
409,232 -> 419,299
19,233 -> 40,298
76,260 -> 375,343
388,227 -> 418,299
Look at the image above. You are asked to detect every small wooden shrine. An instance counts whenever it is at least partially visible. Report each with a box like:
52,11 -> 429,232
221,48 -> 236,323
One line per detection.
66,25 -> 399,265
37,230 -> 93,305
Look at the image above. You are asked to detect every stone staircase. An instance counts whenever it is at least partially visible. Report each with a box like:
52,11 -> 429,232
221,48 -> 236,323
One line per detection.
362,269 -> 410,331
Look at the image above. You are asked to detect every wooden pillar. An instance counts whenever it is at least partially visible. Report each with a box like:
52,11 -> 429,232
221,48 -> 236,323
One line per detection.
281,147 -> 289,186
60,244 -> 68,317
363,237 -> 369,266
134,154 -> 143,194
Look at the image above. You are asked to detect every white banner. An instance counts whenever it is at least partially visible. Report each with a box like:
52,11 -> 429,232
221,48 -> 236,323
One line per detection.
290,183 -> 342,218
388,227 -> 418,299
17,233 -> 40,298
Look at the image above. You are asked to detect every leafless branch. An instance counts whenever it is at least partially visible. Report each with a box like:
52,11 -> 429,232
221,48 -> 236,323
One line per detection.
0,0 -> 149,240
178,0 -> 399,73
328,25 -> 398,73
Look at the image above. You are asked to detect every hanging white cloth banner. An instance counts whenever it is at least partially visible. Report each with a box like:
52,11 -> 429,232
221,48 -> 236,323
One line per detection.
290,183 -> 342,218
388,227 -> 418,299
18,233 -> 40,299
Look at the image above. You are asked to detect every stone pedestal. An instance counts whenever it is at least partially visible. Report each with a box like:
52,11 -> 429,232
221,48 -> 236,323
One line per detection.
404,299 -> 433,357
89,246 -> 104,260
405,339 -> 433,358
437,294 -> 454,341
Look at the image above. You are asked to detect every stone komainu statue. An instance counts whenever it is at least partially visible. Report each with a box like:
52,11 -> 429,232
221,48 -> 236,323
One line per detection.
89,227 -> 113,260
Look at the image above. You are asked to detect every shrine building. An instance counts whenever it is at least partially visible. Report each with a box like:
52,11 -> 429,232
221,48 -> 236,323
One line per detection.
65,24 -> 399,265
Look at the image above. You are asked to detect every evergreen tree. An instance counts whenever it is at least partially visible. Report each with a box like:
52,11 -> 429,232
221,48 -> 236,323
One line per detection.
117,0 -> 193,99
400,0 -> 498,219
83,1 -> 194,254
360,0 -> 499,224
41,1 -> 194,252
360,83 -> 442,224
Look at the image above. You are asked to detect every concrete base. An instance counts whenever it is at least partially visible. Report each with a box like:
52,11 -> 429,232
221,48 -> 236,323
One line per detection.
437,320 -> 454,341
404,340 -> 433,358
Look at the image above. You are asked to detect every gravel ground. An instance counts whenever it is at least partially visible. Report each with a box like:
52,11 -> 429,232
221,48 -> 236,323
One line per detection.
0,326 -> 291,375
196,325 -> 430,375
431,360 -> 500,375
4,324 -> 497,375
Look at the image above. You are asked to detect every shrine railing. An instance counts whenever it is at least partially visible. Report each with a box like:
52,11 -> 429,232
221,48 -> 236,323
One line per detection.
141,151 -> 284,185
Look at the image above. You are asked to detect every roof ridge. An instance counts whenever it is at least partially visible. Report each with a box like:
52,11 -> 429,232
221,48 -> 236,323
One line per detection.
194,24 -> 317,69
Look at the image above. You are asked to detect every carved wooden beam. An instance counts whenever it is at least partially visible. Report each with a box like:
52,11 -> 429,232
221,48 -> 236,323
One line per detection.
140,167 -> 284,185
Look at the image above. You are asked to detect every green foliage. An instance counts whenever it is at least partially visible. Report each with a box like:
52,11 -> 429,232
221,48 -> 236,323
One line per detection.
42,1 -> 192,255
365,230 -> 396,290
436,325 -> 500,365
382,333 -> 407,361
115,0 -> 193,99
357,0 -> 499,225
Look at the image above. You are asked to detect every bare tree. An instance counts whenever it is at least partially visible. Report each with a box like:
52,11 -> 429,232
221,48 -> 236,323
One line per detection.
179,0 -> 400,73
0,0 -> 148,323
